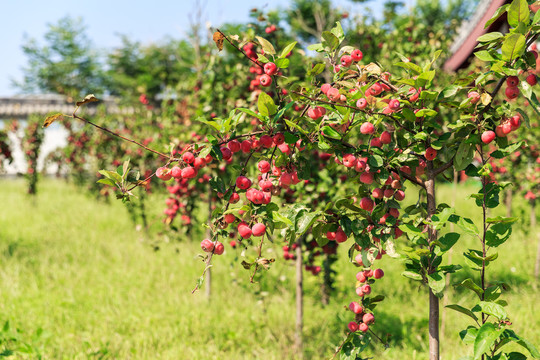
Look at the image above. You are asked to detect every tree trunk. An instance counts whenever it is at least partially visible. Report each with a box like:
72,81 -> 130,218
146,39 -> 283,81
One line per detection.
426,163 -> 439,360
295,236 -> 304,359
441,171 -> 457,337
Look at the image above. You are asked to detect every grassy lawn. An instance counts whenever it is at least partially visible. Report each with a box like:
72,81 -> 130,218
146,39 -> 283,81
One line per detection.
0,178 -> 538,359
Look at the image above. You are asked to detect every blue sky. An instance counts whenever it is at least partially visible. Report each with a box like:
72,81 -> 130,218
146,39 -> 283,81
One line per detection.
0,0 -> 412,96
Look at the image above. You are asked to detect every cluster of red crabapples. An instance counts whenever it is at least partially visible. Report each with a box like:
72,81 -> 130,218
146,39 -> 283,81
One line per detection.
244,42 -> 279,90
347,263 -> 384,333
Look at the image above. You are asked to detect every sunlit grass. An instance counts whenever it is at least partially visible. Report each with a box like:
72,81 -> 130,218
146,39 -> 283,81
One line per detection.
0,178 -> 538,359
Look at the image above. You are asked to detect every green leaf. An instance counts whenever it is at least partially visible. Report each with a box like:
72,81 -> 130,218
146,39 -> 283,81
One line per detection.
257,54 -> 270,63
456,217 -> 479,236
321,125 -> 341,139
275,58 -> 289,69
257,92 -> 277,116
395,61 -> 423,74
455,141 -> 475,171
475,301 -> 507,320
507,0 -> 530,28
485,4 -> 509,28
280,41 -> 297,58
446,304 -> 479,322
501,33 -> 526,62
307,63 -> 325,76
272,211 -> 293,227
330,21 -> 345,42
474,50 -> 497,62
415,109 -> 437,117
427,271 -> 445,297
402,270 -> 423,281
474,323 -> 504,359
322,31 -> 339,50
237,107 -> 266,122
97,178 -> 116,187
307,43 -> 323,52
456,278 -> 483,298
486,223 -> 512,247
368,154 -> 384,168
460,326 -> 479,345
490,141 -> 523,159
477,32 -> 504,43
437,232 -> 460,252
295,211 -> 320,235
255,36 -> 276,55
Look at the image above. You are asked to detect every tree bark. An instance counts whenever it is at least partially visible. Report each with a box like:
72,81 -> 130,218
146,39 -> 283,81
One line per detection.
295,236 -> 304,359
441,171 -> 457,337
426,163 -> 439,360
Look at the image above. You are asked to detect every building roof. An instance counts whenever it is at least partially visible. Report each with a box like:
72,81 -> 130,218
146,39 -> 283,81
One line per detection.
444,0 -> 509,71
0,94 -> 134,119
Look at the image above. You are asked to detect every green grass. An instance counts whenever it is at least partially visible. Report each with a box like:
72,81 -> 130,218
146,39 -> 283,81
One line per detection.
0,179 -> 538,359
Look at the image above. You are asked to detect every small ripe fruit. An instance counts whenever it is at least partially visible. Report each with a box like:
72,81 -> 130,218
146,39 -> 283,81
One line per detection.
340,55 -> 353,67
264,62 -> 278,76
481,131 -> 496,144
273,133 -> 285,145
182,151 -> 195,164
359,172 -> 374,184
380,131 -> 392,144
501,121 -> 512,135
468,91 -> 480,104
181,166 -> 197,179
335,228 -> 348,243
349,301 -> 364,314
425,147 -> 437,161
505,86 -> 519,100
510,115 -> 521,130
363,313 -> 375,325
359,323 -> 369,332
372,188 -> 383,199
258,160 -> 271,173
170,166 -> 183,179
356,98 -> 368,109
156,167 -> 172,181
260,74 -> 272,87
321,83 -> 331,94
370,83 -> 383,96
355,287 -> 365,297
388,99 -> 400,111
229,192 -> 240,204
360,197 -> 374,212
361,284 -> 371,295
236,176 -> 252,190
526,73 -> 538,86
228,140 -> 241,152
351,49 -> 363,61
307,107 -> 322,120
201,239 -> 214,252
360,122 -> 375,134
252,223 -> 266,237
238,223 -> 252,239
506,76 -> 519,87
373,268 -> 384,279
224,214 -> 236,224
220,146 -> 233,160
356,271 -> 367,283
327,87 -> 341,102
326,231 -> 336,241
348,321 -> 359,332
214,242 -> 225,255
